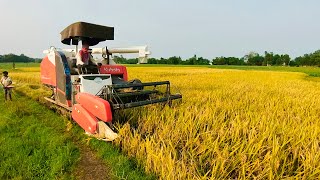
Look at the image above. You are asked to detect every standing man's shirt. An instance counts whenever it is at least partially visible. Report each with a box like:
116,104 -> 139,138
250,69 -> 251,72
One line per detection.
76,48 -> 95,65
1,76 -> 12,87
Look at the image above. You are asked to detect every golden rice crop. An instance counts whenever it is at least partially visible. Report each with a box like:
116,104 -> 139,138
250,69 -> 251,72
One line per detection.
8,67 -> 41,84
9,66 -> 320,179
116,67 -> 320,179
8,68 -> 51,101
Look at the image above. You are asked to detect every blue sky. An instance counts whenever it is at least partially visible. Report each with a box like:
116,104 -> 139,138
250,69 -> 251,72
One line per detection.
0,0 -> 319,59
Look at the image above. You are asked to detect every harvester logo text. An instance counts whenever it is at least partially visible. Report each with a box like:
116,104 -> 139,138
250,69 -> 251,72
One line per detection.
103,67 -> 121,73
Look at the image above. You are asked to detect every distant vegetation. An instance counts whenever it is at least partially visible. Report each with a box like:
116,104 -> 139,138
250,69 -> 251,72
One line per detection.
2,49 -> 320,67
0,54 -> 41,63
114,55 -> 211,65
115,49 -> 320,67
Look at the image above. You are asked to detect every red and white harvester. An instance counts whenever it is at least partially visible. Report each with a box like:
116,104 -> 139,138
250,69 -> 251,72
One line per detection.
40,22 -> 182,141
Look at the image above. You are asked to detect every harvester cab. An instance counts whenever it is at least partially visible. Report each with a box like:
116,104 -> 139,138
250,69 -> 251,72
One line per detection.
40,22 -> 182,141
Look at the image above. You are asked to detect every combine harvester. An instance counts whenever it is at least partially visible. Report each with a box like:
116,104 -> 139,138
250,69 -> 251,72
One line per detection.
40,22 -> 182,141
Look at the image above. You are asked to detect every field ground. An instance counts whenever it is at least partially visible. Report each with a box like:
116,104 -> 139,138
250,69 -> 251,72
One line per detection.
0,92 -> 154,180
1,63 -> 320,179
0,63 -> 155,180
0,94 -> 78,179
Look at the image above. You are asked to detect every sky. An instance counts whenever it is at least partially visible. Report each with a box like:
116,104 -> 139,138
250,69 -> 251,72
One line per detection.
0,0 -> 319,59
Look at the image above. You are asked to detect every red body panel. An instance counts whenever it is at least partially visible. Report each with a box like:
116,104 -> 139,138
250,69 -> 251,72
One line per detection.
71,104 -> 98,134
99,65 -> 128,81
40,56 -> 56,86
75,93 -> 113,122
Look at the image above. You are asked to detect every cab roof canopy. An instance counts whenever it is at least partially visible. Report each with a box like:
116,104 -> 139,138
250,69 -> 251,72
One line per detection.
60,22 -> 114,46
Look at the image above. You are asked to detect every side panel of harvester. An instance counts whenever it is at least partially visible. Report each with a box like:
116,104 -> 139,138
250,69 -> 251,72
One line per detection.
75,93 -> 113,122
40,53 -> 58,87
56,52 -> 72,106
72,104 -> 98,134
41,51 -> 72,107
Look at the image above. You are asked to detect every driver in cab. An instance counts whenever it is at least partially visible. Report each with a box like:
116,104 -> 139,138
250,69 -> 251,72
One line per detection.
76,39 -> 98,74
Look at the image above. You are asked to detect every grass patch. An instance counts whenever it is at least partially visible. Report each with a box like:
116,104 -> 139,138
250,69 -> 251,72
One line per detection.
0,62 -> 40,70
0,94 -> 79,179
209,65 -> 320,77
88,138 -> 156,180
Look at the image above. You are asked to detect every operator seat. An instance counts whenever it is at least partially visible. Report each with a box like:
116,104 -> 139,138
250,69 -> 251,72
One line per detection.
66,57 -> 99,75
82,64 -> 99,74
76,63 -> 99,74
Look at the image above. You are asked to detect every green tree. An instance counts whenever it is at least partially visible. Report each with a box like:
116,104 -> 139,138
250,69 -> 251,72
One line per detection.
185,55 -> 197,65
197,57 -> 210,65
264,51 -> 273,66
212,57 -> 226,65
310,50 -> 320,66
281,54 -> 290,66
147,58 -> 158,64
167,56 -> 182,64
245,52 -> 263,66
113,55 -> 127,64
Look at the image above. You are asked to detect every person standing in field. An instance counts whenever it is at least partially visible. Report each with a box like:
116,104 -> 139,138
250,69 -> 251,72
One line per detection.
1,71 -> 13,101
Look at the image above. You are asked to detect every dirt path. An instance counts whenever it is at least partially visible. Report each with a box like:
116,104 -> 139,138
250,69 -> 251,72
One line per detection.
42,104 -> 112,179
73,144 -> 112,180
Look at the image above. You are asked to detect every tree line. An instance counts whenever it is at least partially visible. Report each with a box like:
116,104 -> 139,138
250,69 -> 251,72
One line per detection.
115,49 -> 320,67
114,55 -> 211,65
1,49 -> 320,66
0,54 -> 41,63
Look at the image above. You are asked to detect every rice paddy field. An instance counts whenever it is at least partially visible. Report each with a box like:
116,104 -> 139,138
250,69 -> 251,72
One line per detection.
2,63 -> 320,179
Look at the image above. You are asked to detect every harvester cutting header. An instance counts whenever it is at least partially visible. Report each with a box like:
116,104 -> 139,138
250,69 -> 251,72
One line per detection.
40,22 -> 182,141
